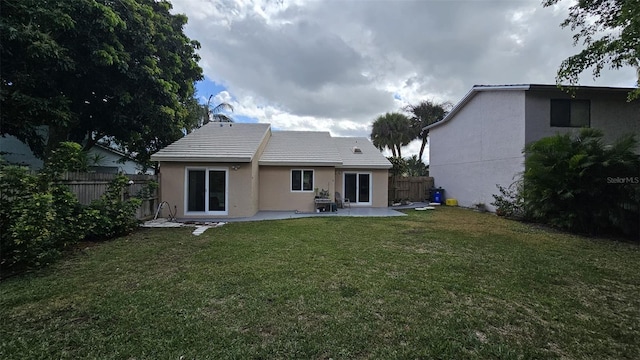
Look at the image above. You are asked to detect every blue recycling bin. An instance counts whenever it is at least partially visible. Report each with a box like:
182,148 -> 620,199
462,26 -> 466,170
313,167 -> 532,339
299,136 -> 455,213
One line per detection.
429,187 -> 446,203
434,190 -> 442,203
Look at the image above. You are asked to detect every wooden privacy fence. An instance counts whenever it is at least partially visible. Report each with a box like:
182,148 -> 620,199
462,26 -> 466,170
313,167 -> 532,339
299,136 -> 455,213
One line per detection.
389,176 -> 434,203
56,172 -> 158,220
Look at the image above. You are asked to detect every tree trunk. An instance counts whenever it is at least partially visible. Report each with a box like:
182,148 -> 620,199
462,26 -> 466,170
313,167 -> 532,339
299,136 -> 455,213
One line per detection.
82,132 -> 102,153
418,138 -> 427,159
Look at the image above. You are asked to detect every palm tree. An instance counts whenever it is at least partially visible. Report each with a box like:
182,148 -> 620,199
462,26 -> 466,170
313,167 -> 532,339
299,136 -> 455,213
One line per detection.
404,100 -> 451,159
370,112 -> 413,158
205,94 -> 234,124
405,155 -> 429,176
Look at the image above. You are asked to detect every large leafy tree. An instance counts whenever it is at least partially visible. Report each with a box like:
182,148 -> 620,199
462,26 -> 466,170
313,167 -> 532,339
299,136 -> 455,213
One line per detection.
370,112 -> 413,158
543,0 -> 640,100
1,0 -> 203,166
404,100 -> 450,160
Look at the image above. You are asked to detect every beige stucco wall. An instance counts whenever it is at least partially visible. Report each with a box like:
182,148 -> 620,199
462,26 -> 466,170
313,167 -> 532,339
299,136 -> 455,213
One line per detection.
335,168 -> 389,207
157,161 -> 259,219
250,132 -> 271,213
259,166 -> 336,212
156,131 -> 271,219
158,162 -> 390,217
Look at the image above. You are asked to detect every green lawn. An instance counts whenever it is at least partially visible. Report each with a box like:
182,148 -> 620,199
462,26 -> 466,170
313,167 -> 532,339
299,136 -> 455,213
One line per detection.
1,207 -> 639,359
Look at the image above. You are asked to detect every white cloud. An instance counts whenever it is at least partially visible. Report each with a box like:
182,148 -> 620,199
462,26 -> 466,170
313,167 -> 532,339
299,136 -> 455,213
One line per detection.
171,0 -> 637,161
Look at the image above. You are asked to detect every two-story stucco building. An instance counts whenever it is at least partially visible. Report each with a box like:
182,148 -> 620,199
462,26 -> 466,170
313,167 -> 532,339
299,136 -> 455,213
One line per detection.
426,84 -> 640,211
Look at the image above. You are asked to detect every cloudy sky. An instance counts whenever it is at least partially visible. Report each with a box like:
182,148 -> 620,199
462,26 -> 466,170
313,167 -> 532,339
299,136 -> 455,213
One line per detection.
170,0 -> 636,161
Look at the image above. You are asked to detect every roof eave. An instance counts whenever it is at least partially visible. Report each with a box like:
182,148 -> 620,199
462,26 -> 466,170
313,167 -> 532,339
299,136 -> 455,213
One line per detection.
423,84 -> 532,132
337,164 -> 392,169
259,161 -> 343,167
151,156 -> 253,163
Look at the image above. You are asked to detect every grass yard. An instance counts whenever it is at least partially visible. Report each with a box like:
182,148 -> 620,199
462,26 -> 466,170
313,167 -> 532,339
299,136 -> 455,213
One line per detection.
1,207 -> 639,359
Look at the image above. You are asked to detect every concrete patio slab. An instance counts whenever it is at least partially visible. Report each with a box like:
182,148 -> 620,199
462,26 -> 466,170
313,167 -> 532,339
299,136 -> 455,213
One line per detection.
143,203 -> 430,227
141,218 -> 185,227
180,206 -> 409,223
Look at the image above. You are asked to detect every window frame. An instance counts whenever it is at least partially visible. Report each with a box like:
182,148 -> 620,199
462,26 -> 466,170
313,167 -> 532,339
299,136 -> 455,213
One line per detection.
343,171 -> 372,205
291,169 -> 314,192
184,166 -> 229,215
550,99 -> 591,128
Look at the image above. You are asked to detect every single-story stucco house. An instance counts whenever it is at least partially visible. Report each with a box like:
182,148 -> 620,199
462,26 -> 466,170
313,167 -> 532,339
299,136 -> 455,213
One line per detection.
150,123 -> 392,219
426,84 -> 640,211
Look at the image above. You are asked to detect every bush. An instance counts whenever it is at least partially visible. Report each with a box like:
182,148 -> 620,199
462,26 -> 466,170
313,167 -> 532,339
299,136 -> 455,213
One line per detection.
40,142 -> 89,182
0,164 -> 87,272
0,166 -> 57,270
84,175 -> 142,240
1,143 -> 144,275
7,193 -> 59,268
491,181 -> 527,219
522,129 -> 639,237
49,184 -> 87,248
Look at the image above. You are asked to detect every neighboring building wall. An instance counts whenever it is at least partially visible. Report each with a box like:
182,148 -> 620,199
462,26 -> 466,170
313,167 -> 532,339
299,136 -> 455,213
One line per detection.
1,135 -> 44,169
334,168 -> 389,207
525,89 -> 640,152
89,146 -> 145,174
259,166 -> 336,212
429,91 -> 526,210
157,161 -> 258,219
0,135 -> 148,174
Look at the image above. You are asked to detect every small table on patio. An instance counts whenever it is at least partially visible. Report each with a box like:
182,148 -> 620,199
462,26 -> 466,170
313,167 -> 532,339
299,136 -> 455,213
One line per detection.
314,198 -> 337,212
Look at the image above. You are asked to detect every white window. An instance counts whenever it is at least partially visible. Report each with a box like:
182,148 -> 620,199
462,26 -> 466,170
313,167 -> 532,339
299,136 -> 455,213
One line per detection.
291,169 -> 314,192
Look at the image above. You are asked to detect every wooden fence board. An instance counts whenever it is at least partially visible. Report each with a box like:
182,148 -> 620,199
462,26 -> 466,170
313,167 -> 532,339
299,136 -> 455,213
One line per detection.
56,172 -> 158,220
389,176 -> 434,203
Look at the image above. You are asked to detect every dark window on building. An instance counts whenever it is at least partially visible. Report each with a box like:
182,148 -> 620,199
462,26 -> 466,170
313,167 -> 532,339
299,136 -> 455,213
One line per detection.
550,99 -> 590,127
291,169 -> 313,191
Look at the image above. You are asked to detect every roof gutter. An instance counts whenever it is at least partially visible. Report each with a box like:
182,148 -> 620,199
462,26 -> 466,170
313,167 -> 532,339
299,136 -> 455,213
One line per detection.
423,84 -> 531,132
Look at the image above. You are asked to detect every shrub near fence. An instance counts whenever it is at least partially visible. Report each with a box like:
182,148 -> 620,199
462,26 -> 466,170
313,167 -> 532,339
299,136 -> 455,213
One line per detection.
389,176 -> 434,203
0,166 -> 151,274
57,172 -> 158,220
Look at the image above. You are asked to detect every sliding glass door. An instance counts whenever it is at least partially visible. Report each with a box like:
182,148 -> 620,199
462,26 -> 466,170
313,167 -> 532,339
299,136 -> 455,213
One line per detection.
186,168 -> 228,214
187,169 -> 206,212
344,172 -> 371,205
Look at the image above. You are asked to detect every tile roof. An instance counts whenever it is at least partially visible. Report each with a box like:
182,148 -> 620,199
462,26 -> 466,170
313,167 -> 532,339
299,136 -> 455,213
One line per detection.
150,123 -> 270,162
259,131 -> 343,166
151,123 -> 391,169
333,137 -> 392,169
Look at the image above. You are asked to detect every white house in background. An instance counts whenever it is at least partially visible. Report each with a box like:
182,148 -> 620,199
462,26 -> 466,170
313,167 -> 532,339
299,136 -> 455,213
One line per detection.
86,144 -> 152,174
425,84 -> 640,211
0,135 -> 150,174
